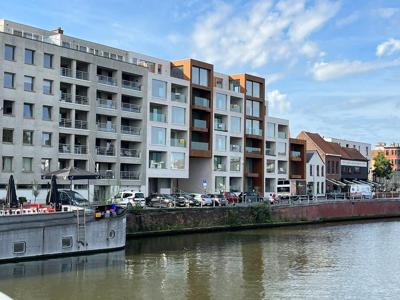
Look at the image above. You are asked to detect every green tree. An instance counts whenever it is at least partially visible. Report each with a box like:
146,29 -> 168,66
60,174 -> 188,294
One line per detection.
373,152 -> 393,179
31,180 -> 41,203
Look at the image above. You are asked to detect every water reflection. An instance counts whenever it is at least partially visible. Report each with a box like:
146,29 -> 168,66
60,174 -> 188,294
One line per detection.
1,220 -> 400,299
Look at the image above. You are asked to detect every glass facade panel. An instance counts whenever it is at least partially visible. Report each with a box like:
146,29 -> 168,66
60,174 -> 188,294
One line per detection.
4,72 -> 14,88
171,152 -> 185,169
152,79 -> 167,98
44,53 -> 53,68
171,106 -> 185,125
267,123 -> 275,138
151,127 -> 166,145
25,49 -> 34,64
230,116 -> 241,134
216,93 -> 227,110
215,135 -> 226,152
4,45 -> 15,61
22,157 -> 33,172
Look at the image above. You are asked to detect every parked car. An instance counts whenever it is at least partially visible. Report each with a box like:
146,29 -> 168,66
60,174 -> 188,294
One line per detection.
208,194 -> 228,206
150,194 -> 173,208
48,189 -> 90,207
183,194 -> 200,207
223,192 -> 239,204
112,191 -> 145,208
171,194 -> 190,207
191,194 -> 213,206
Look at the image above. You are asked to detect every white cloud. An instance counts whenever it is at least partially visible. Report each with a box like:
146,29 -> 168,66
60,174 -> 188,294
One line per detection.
375,7 -> 400,19
376,38 -> 400,57
266,72 -> 285,84
336,12 -> 360,28
191,0 -> 340,69
267,90 -> 291,113
312,59 -> 400,81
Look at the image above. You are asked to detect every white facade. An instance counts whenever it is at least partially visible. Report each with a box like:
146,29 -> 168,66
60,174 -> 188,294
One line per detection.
306,151 -> 326,196
323,137 -> 371,161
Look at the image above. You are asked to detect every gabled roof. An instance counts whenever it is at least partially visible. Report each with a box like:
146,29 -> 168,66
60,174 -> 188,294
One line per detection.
340,147 -> 367,161
302,132 -> 341,156
306,150 -> 324,163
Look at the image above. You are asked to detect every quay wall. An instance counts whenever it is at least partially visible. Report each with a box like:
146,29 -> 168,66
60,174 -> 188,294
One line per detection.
126,200 -> 400,236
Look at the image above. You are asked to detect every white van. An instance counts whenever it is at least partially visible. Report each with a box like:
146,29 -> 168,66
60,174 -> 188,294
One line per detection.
349,184 -> 373,199
113,191 -> 145,208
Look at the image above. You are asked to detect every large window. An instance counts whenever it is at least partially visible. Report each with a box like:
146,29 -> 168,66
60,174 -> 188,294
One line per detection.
246,100 -> 260,117
42,132 -> 52,146
152,79 -> 167,98
246,80 -> 261,98
171,106 -> 185,125
4,45 -> 15,61
43,79 -> 52,94
266,122 -> 275,138
2,128 -> 13,143
24,76 -> 34,92
23,103 -> 34,119
42,106 -> 52,121
230,157 -> 241,172
43,53 -> 53,68
266,160 -> 275,173
277,142 -> 287,156
2,156 -> 13,172
246,119 -> 261,136
216,93 -> 227,110
230,116 -> 241,134
24,49 -> 35,65
151,127 -> 166,145
3,100 -> 14,116
215,176 -> 226,192
192,66 -> 208,86
23,130 -> 34,145
215,135 -> 226,152
171,152 -> 185,169
4,72 -> 14,88
22,157 -> 33,172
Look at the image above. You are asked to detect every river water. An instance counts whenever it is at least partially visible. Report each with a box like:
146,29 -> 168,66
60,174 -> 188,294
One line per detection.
1,220 -> 400,300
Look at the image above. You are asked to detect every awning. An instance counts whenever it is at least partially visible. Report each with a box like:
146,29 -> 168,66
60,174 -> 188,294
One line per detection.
326,178 -> 346,187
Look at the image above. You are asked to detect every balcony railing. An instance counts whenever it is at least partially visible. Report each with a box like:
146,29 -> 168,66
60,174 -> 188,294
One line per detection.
76,70 -> 89,80
291,150 -> 301,158
214,122 -> 227,131
171,138 -> 186,147
230,163 -> 241,172
266,166 -> 275,173
97,122 -> 116,133
74,145 -> 87,154
60,92 -> 72,103
120,171 -> 140,180
278,167 -> 287,174
75,119 -> 88,130
120,148 -> 140,158
97,170 -> 115,179
230,104 -> 241,113
149,160 -> 166,169
191,141 -> 209,151
59,144 -> 71,153
96,146 -> 115,156
193,119 -> 207,129
245,146 -> 262,154
150,112 -> 166,122
122,102 -> 141,113
59,118 -> 72,128
122,80 -> 141,91
97,74 -> 117,86
214,164 -> 226,172
60,67 -> 73,77
278,131 -> 288,139
75,95 -> 88,105
172,93 -> 186,103
121,125 -> 141,135
193,96 -> 209,108
246,128 -> 263,136
230,144 -> 241,152
266,149 -> 275,156
97,98 -> 116,109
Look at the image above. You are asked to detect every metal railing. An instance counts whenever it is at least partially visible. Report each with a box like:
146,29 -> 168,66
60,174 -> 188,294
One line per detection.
97,122 -> 116,132
96,146 -> 115,156
59,143 -> 71,153
121,125 -> 141,135
76,70 -> 89,80
122,80 -> 141,91
75,95 -> 88,105
60,92 -> 72,103
97,170 -> 115,179
120,148 -> 140,158
59,118 -> 72,128
74,145 -> 87,154
97,75 -> 117,86
120,171 -> 140,180
97,98 -> 116,109
75,119 -> 88,130
60,67 -> 73,77
122,102 -> 141,113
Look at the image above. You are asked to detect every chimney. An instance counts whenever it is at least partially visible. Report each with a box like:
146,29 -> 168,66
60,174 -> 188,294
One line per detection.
52,27 -> 63,34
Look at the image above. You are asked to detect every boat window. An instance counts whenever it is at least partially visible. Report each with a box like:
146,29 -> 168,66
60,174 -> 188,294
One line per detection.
109,230 -> 116,239
13,242 -> 26,254
62,236 -> 73,248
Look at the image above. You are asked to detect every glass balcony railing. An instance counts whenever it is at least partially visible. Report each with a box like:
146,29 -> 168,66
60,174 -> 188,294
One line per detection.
121,148 -> 140,158
214,122 -> 227,131
76,70 -> 89,80
246,128 -> 263,136
122,102 -> 141,113
230,163 -> 241,172
278,131 -> 288,139
193,119 -> 207,129
97,74 -> 117,86
230,104 -> 241,113
265,148 -> 275,156
171,138 -> 186,147
120,171 -> 140,180
214,164 -> 226,172
122,80 -> 141,91
245,146 -> 261,154
291,150 -> 301,158
172,93 -> 186,103
278,167 -> 287,174
230,144 -> 241,152
97,122 -> 116,133
150,112 -> 166,122
121,125 -> 141,135
97,98 -> 116,109
191,141 -> 209,151
97,170 -> 115,179
193,96 -> 209,108
96,146 -> 115,156
58,144 -> 71,153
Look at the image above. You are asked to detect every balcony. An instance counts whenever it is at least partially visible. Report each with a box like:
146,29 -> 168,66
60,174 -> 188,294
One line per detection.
97,170 -> 115,179
266,148 -> 275,156
246,128 -> 263,136
191,141 -> 209,151
120,171 -> 140,180
193,96 -> 209,108
150,112 -> 166,123
230,144 -> 241,152
122,102 -> 141,113
75,95 -> 88,105
59,118 -> 72,128
97,122 -> 116,133
97,98 -> 116,109
97,75 -> 117,86
74,145 -> 87,154
59,144 -> 71,153
171,138 -> 186,148
172,93 -> 186,103
60,67 -> 73,77
214,122 -> 227,131
230,104 -> 241,113
60,92 -> 72,103
245,146 -> 261,154
193,119 -> 207,129
96,146 -> 115,156
214,163 -> 226,172
75,120 -> 88,130
149,160 -> 166,169
122,80 -> 141,91
76,70 -> 89,80
121,148 -> 140,158
121,125 -> 140,136
290,150 -> 302,160
278,132 -> 288,139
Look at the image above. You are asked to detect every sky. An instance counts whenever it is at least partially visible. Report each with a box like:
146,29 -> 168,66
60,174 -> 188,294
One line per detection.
1,0 -> 400,147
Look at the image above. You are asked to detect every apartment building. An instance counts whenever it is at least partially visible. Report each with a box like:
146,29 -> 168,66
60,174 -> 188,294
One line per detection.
0,19 -> 297,199
372,143 -> 400,174
289,138 -> 307,195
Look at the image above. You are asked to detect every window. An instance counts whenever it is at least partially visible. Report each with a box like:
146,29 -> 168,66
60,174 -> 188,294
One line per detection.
149,151 -> 165,168
2,156 -> 13,172
246,119 -> 261,136
310,165 -> 313,176
265,141 -> 275,155
171,152 -> 185,169
246,100 -> 260,117
151,127 -> 166,145
215,135 -> 226,152
321,182 -> 324,194
25,49 -> 34,64
23,130 -> 34,145
13,242 -> 26,254
267,123 -> 275,138
171,106 -> 185,125
4,44 -> 15,61
317,182 -> 320,194
43,53 -> 53,68
41,158 -> 51,173
3,100 -> 14,116
152,79 -> 167,98
230,157 -> 241,172
321,166 -> 324,176
24,76 -> 34,91
230,116 -> 241,134
191,66 -> 208,86
266,160 -> 275,173
216,93 -> 227,110
23,103 -> 34,118
215,176 -> 226,192
62,236 -> 73,248
42,106 -> 52,121
277,142 -> 286,156
4,72 -> 14,88
2,128 -> 13,143
336,161 -> 339,174
42,132 -> 52,146
22,157 -> 33,172
246,80 -> 261,97
215,77 -> 223,88
317,165 -> 320,176
43,79 -> 52,94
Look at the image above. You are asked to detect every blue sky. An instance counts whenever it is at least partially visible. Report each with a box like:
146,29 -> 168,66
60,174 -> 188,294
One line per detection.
2,0 -> 400,146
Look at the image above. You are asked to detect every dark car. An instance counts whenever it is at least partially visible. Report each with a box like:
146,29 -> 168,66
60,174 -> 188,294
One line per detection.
172,194 -> 189,207
241,191 -> 259,203
47,189 -> 90,207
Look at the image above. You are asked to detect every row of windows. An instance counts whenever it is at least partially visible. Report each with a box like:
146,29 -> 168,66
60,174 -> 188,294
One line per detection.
309,164 -> 325,177
2,156 -> 51,173
4,45 -> 54,68
327,160 -> 339,175
10,237 -> 72,255
4,72 -> 53,94
2,100 -> 52,119
2,128 -> 52,146
149,151 -> 185,169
